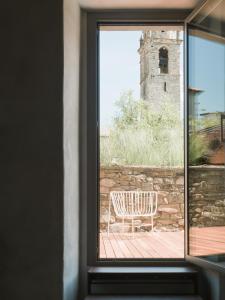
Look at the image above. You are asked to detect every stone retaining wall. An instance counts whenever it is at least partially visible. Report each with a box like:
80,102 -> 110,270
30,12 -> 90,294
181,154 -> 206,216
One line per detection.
100,165 -> 225,232
189,166 -> 225,227
100,166 -> 184,232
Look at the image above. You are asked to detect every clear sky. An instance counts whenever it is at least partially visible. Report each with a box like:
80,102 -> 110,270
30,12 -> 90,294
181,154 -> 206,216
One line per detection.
188,34 -> 225,116
100,30 -> 141,131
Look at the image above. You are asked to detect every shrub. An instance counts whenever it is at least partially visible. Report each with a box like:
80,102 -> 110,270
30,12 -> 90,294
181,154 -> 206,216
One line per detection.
100,91 -> 184,167
188,133 -> 208,165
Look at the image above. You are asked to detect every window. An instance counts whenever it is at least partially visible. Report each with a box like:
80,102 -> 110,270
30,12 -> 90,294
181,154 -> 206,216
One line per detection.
81,0 -> 225,272
99,25 -> 184,260
84,11 -> 189,265
159,47 -> 168,74
187,0 -> 225,271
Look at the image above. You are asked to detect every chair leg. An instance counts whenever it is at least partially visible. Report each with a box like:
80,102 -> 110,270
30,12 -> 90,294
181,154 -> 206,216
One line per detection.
151,215 -> 154,232
107,215 -> 110,237
132,217 -> 134,238
107,198 -> 111,237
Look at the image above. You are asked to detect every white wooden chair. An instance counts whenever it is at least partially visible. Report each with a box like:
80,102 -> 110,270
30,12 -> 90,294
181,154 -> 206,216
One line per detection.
107,191 -> 158,236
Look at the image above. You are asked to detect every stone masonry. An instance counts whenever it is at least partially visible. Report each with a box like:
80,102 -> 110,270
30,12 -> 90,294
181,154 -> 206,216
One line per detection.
100,165 -> 225,233
100,166 -> 184,232
189,166 -> 225,227
138,29 -> 182,110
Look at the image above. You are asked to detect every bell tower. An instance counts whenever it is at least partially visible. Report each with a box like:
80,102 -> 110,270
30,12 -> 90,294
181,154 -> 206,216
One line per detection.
138,28 -> 182,110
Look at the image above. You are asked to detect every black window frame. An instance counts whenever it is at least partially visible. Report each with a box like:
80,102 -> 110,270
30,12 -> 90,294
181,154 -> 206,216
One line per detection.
81,10 -> 191,266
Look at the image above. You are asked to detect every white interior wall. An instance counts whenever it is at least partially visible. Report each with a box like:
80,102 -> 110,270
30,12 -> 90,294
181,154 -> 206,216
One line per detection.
63,0 -> 80,299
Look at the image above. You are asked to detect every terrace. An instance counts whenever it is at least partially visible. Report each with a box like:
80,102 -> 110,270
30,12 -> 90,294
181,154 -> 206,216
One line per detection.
99,165 -> 225,259
100,231 -> 184,259
100,227 -> 225,259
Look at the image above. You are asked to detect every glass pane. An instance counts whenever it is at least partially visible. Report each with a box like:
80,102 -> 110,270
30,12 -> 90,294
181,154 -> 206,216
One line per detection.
188,0 -> 225,263
99,25 -> 184,259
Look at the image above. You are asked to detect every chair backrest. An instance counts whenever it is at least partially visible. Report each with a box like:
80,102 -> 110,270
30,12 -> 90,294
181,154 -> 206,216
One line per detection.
110,191 -> 158,218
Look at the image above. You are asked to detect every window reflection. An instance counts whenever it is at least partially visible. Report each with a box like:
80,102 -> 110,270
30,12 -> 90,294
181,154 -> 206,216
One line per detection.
188,3 -> 225,262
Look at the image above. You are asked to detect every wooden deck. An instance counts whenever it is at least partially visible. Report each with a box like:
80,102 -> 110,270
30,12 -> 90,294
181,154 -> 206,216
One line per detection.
100,227 -> 225,259
100,231 -> 184,259
190,226 -> 225,256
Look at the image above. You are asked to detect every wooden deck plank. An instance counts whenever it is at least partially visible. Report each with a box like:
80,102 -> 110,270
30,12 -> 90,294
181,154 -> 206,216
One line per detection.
136,232 -> 174,258
108,233 -> 126,258
114,233 -> 135,258
102,234 -> 116,258
99,234 -> 106,258
189,242 -> 225,255
134,233 -> 162,258
121,239 -> 144,258
129,235 -> 154,258
145,232 -> 183,258
99,227 -> 225,259
190,226 -> 225,256
155,232 -> 184,256
100,231 -> 184,259
166,231 -> 184,246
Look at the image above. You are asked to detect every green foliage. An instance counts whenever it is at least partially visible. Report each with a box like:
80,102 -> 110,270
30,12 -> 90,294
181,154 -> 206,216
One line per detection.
188,116 -> 221,165
114,91 -> 180,130
188,133 -> 208,165
100,91 -> 184,166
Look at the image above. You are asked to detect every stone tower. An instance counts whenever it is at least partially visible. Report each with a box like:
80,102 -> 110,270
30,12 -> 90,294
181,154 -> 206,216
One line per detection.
138,29 -> 182,110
